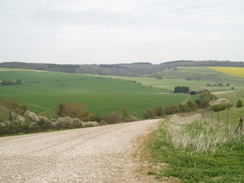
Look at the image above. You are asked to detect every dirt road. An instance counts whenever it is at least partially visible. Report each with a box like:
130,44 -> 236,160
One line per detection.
0,119 -> 160,183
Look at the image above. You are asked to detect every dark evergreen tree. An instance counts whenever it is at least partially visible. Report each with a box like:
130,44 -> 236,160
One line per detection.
236,99 -> 243,108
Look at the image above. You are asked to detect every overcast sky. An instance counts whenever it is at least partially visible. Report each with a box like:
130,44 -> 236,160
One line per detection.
0,0 -> 243,64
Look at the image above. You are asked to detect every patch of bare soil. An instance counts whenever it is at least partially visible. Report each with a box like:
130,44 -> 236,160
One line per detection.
133,120 -> 180,183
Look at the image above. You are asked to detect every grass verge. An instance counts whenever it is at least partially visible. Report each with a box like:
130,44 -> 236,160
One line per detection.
147,114 -> 244,183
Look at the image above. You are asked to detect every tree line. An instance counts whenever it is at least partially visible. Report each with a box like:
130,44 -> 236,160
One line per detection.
0,98 -> 138,135
1,79 -> 22,85
1,60 -> 243,77
174,86 -> 190,93
143,90 -> 217,119
142,90 -> 243,121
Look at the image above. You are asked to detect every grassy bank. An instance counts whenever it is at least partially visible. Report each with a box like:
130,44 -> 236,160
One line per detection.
147,111 -> 243,182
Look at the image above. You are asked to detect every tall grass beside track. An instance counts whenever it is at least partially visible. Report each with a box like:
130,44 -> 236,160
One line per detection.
163,115 -> 240,153
148,114 -> 243,183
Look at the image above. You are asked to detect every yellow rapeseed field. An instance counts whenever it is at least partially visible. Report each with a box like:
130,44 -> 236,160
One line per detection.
208,67 -> 244,78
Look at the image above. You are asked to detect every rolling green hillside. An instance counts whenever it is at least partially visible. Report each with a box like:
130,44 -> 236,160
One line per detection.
108,67 -> 244,92
1,67 -> 243,118
0,71 -> 197,118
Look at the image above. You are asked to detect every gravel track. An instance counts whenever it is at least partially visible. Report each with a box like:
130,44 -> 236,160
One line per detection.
0,119 -> 160,183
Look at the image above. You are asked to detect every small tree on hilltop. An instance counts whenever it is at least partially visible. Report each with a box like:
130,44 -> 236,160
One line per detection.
236,99 -> 243,108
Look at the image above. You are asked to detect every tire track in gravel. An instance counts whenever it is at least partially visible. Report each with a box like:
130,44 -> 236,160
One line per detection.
0,119 -> 161,183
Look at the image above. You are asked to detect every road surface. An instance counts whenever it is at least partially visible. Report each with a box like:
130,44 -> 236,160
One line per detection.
0,119 -> 160,183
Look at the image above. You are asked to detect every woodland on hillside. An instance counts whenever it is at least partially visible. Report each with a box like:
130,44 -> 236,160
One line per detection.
1,60 -> 243,77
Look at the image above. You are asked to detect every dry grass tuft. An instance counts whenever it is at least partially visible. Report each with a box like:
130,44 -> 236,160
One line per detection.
164,114 -> 240,153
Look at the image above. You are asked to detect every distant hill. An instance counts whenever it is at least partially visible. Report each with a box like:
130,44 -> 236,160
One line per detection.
0,60 -> 243,76
161,60 -> 244,68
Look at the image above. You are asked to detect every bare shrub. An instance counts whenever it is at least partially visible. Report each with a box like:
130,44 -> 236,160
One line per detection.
121,107 -> 138,122
0,111 -> 8,122
57,102 -> 91,121
102,112 -> 122,124
72,118 -> 83,128
143,109 -> 155,119
38,116 -> 52,130
0,98 -> 27,115
54,117 -> 73,129
154,106 -> 165,117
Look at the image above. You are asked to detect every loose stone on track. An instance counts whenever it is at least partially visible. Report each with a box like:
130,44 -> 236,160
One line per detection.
0,119 -> 160,183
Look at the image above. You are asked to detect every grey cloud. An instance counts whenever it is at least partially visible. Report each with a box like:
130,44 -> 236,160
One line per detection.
0,0 -> 243,64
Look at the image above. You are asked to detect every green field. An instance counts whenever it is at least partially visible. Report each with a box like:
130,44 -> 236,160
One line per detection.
107,67 -> 244,92
0,71 -> 198,118
1,67 -> 243,118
